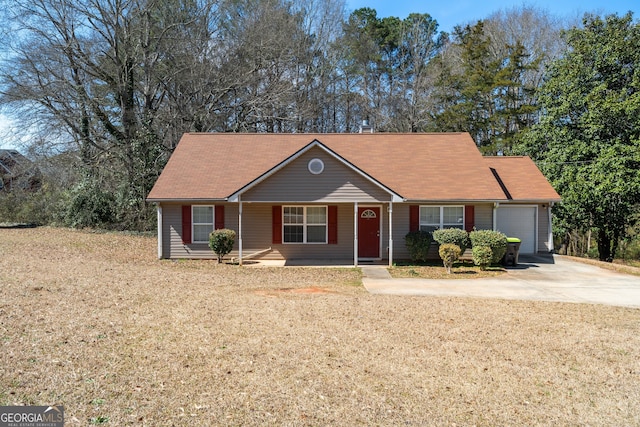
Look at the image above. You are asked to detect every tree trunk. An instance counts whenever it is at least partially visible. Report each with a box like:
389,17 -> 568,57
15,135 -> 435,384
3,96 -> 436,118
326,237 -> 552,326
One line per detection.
597,229 -> 613,262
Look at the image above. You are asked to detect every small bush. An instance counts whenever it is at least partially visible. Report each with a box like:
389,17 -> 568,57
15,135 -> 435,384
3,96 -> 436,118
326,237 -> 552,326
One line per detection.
439,243 -> 461,274
209,229 -> 236,263
404,230 -> 432,263
433,228 -> 471,253
472,245 -> 493,270
470,229 -> 508,263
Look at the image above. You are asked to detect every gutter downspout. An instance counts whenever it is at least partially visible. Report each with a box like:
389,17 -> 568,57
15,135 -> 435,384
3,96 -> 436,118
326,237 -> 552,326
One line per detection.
354,202 -> 358,267
388,201 -> 393,267
548,201 -> 555,253
238,196 -> 243,266
157,204 -> 163,259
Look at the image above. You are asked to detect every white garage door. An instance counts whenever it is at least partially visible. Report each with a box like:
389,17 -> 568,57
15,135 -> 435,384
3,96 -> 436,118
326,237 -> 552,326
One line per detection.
496,206 -> 537,254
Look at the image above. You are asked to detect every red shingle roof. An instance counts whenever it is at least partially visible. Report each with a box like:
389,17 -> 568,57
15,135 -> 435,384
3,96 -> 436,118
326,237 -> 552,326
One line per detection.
147,133 -> 560,202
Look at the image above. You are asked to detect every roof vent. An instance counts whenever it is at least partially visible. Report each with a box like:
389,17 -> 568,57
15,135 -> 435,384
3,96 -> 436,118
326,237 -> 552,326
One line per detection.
359,119 -> 373,133
308,158 -> 324,175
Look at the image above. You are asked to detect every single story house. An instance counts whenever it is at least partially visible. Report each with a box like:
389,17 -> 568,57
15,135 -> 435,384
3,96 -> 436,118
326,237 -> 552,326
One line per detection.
146,132 -> 561,266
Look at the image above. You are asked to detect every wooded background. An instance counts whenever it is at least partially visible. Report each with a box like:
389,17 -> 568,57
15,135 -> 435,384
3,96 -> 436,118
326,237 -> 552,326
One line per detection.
0,0 -> 638,261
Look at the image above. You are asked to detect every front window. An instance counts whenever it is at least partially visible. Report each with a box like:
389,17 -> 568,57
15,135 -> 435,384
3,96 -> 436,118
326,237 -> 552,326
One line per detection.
283,206 -> 327,243
419,206 -> 463,233
193,206 -> 214,243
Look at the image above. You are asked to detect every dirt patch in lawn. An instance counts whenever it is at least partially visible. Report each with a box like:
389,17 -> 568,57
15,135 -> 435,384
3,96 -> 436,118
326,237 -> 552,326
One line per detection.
253,286 -> 339,297
1,227 -> 639,426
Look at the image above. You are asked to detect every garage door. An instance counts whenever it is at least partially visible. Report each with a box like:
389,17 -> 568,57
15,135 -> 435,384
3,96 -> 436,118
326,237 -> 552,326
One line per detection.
496,206 -> 537,254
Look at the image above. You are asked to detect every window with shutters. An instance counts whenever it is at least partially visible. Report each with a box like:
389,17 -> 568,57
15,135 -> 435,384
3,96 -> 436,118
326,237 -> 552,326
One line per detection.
192,206 -> 214,243
419,206 -> 464,233
283,206 -> 327,244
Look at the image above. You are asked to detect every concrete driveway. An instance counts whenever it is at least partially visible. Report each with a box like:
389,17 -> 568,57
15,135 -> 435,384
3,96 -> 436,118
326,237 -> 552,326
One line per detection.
362,254 -> 640,308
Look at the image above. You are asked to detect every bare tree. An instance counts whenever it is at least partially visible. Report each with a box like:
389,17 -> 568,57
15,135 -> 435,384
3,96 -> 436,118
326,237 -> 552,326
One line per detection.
0,0 -> 221,228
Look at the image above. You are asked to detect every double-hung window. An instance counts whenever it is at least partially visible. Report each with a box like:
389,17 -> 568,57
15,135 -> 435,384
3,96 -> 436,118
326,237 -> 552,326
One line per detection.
419,206 -> 464,233
283,206 -> 327,243
192,206 -> 214,243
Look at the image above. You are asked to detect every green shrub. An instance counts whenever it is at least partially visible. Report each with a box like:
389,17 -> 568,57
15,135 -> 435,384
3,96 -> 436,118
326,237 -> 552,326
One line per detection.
404,230 -> 432,263
433,228 -> 471,253
439,243 -> 461,274
472,245 -> 493,270
208,229 -> 236,263
470,229 -> 508,263
65,178 -> 115,228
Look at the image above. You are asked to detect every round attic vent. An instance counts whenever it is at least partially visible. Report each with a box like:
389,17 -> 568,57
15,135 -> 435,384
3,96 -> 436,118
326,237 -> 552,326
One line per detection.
308,158 -> 324,175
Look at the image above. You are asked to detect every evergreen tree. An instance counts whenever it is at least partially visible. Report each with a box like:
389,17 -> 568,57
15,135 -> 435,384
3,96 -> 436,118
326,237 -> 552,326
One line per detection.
518,13 -> 640,261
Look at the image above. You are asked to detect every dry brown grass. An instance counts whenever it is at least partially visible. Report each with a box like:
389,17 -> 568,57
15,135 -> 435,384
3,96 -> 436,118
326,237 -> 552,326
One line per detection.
1,227 -> 640,426
390,263 -> 505,279
565,255 -> 640,277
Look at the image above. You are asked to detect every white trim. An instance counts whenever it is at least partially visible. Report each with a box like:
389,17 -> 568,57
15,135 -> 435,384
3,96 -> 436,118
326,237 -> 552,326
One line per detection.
360,209 -> 377,218
388,201 -> 393,267
282,205 -> 328,244
548,202 -> 555,252
354,202 -> 358,267
418,205 -> 465,231
227,140 -> 403,203
192,205 -> 215,243
157,204 -> 163,259
238,197 -> 243,265
307,158 -> 324,175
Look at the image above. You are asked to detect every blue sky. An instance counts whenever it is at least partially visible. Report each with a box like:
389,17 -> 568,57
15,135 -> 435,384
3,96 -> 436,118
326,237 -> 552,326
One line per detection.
345,0 -> 639,33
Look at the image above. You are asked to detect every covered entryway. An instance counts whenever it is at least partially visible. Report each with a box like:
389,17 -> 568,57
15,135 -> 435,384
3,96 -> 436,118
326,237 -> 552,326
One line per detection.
496,205 -> 537,254
358,207 -> 380,258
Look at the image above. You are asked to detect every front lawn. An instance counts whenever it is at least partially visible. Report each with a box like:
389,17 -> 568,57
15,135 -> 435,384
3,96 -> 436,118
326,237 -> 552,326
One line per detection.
390,260 -> 506,279
1,227 -> 639,426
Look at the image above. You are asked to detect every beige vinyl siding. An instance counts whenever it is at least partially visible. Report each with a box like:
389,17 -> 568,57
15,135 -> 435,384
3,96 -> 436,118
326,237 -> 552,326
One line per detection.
162,203 -> 239,259
162,202 -> 356,260
391,204 -> 411,260
474,204 -> 493,230
160,202 -> 508,261
242,146 -> 392,203
256,203 -> 356,260
391,203 -> 495,261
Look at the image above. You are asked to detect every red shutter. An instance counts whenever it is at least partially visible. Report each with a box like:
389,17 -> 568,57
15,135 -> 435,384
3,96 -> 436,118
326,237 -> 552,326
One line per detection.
465,205 -> 475,232
328,205 -> 338,244
215,205 -> 225,230
181,205 -> 192,244
272,205 -> 282,244
409,205 -> 419,232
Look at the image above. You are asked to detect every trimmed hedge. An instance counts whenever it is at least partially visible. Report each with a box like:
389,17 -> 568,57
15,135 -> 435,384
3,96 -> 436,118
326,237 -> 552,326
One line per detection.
404,230 -> 432,262
439,243 -> 461,274
209,229 -> 236,263
472,246 -> 493,270
470,229 -> 508,263
433,228 -> 471,253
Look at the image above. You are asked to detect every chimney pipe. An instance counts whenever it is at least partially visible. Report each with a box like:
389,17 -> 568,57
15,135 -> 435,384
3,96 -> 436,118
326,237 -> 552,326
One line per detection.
359,119 -> 373,133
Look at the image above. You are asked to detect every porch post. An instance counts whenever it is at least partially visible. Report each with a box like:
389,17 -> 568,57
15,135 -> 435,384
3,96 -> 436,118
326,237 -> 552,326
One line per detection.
156,204 -> 163,259
238,196 -> 243,266
388,201 -> 393,267
493,202 -> 499,231
354,202 -> 358,267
